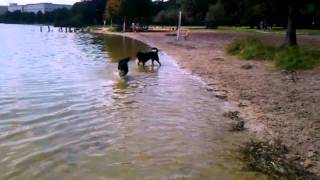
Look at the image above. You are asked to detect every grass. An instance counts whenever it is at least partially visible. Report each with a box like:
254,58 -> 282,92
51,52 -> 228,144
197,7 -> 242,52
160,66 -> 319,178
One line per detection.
216,26 -> 320,35
227,37 -> 276,60
275,47 -> 320,70
156,25 -> 320,35
226,37 -> 320,70
242,140 -> 319,180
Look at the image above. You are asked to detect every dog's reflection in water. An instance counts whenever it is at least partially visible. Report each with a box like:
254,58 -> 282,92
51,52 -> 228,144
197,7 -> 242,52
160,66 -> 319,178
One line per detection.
114,75 -> 133,90
137,65 -> 160,74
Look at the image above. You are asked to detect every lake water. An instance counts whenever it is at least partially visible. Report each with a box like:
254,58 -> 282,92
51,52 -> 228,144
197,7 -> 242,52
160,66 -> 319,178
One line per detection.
0,24 -> 266,179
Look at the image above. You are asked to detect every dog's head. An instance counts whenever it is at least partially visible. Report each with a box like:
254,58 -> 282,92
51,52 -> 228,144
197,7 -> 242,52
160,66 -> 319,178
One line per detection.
120,57 -> 130,62
136,52 -> 145,59
151,48 -> 159,53
118,57 -> 131,66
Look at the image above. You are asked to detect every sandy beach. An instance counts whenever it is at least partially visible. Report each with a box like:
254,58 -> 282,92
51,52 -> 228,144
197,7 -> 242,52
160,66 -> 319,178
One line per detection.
94,29 -> 320,175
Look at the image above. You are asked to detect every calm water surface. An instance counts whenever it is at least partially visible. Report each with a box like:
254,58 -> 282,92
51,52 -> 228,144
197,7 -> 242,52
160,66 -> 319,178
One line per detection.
0,24 -> 266,179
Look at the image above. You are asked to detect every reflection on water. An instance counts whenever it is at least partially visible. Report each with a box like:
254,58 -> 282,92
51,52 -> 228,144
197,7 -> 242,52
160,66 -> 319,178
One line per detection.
99,34 -> 149,62
0,24 -> 267,179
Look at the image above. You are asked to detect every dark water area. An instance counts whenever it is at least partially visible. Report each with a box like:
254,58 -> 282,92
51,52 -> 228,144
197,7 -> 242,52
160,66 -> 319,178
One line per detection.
0,24 -> 267,179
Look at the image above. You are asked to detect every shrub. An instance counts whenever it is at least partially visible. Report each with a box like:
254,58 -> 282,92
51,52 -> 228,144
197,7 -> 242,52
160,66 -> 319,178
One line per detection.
227,37 -> 320,70
275,47 -> 320,70
227,37 -> 276,60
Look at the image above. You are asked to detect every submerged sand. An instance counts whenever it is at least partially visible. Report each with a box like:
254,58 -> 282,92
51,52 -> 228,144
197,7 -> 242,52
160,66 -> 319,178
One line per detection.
95,29 -> 320,175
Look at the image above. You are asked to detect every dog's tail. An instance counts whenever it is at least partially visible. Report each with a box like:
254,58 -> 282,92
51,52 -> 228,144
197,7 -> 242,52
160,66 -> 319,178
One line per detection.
151,47 -> 159,53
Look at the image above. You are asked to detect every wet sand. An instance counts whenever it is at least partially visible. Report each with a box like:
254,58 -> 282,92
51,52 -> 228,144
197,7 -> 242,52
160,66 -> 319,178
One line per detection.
94,29 -> 320,175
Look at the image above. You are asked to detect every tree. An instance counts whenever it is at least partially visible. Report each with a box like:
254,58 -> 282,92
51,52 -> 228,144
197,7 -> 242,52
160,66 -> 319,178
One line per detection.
106,0 -> 125,21
206,1 -> 225,28
122,0 -> 152,23
36,11 -> 44,24
285,0 -> 297,46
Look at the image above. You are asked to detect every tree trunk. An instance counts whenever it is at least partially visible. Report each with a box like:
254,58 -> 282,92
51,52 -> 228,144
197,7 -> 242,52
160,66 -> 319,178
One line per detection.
285,0 -> 297,46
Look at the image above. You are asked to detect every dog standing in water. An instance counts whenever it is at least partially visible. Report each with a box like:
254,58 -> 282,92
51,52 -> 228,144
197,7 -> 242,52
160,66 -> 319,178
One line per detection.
136,48 -> 161,67
118,57 -> 131,77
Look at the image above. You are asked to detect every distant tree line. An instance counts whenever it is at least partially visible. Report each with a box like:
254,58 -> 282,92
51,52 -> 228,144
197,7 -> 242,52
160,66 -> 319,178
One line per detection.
1,0 -> 319,30
0,0 -> 106,27
149,0 -> 320,29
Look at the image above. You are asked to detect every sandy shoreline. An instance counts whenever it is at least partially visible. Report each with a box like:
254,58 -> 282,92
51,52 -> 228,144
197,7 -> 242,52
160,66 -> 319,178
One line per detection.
94,29 -> 320,175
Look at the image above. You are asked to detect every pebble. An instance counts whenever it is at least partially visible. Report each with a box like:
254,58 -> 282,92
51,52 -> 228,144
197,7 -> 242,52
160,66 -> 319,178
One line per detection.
241,64 -> 254,70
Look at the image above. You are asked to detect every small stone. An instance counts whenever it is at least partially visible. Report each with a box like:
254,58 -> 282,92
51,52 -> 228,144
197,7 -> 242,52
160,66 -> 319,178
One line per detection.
206,87 -> 214,92
307,151 -> 316,158
215,94 -> 228,100
230,120 -> 245,131
301,159 -> 313,168
238,101 -> 249,107
212,57 -> 224,61
241,64 -> 254,70
223,111 -> 240,120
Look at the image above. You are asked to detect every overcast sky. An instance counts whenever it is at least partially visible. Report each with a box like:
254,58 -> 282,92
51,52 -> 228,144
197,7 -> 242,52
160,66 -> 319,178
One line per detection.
0,0 -> 79,5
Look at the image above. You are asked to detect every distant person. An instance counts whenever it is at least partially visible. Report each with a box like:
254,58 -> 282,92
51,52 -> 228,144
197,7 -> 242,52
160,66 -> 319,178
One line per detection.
259,21 -> 264,30
131,23 -> 136,32
263,21 -> 268,31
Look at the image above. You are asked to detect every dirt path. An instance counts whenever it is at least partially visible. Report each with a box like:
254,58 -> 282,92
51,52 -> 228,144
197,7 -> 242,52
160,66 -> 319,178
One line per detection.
94,29 -> 320,175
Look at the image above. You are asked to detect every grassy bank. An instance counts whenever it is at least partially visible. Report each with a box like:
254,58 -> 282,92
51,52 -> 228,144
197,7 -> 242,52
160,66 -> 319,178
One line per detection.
148,26 -> 320,35
227,37 -> 320,70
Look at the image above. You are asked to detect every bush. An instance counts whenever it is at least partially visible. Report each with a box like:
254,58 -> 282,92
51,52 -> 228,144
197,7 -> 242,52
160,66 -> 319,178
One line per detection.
275,47 -> 320,70
227,37 -> 276,60
227,37 -> 320,70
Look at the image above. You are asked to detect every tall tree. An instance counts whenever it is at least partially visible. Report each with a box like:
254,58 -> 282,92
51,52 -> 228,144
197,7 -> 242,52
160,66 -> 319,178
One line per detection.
285,0 -> 297,46
106,0 -> 125,21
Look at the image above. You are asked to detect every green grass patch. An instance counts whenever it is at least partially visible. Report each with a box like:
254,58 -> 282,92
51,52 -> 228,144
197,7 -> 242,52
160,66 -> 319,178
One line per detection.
227,37 -> 276,60
227,37 -> 320,70
217,26 -> 258,33
275,47 -> 320,70
298,29 -> 320,35
214,26 -> 320,35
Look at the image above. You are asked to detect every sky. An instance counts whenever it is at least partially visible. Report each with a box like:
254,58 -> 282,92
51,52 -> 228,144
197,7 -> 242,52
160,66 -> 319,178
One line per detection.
0,0 -> 80,5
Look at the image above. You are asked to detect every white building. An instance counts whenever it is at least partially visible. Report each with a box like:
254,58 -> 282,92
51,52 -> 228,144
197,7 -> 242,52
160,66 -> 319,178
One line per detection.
8,3 -> 72,14
8,3 -> 23,12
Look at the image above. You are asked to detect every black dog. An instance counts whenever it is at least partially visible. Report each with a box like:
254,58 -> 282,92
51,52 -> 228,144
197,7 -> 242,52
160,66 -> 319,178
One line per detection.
136,48 -> 161,67
118,57 -> 130,77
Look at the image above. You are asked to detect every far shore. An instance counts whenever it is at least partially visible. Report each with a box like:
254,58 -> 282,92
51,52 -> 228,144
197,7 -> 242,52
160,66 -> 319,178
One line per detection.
93,28 -> 320,175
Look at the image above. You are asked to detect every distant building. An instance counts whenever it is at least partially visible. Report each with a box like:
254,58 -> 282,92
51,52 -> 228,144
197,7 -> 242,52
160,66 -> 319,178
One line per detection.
0,6 -> 8,15
8,3 -> 72,14
8,3 -> 23,12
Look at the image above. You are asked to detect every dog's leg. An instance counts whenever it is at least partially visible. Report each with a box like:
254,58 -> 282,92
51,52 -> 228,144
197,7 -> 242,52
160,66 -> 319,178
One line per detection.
156,60 -> 161,66
152,60 -> 155,66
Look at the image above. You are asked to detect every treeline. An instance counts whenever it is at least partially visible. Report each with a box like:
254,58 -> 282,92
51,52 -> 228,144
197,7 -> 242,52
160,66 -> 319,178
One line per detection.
0,0 -> 319,29
0,0 -> 106,27
106,0 -> 320,29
